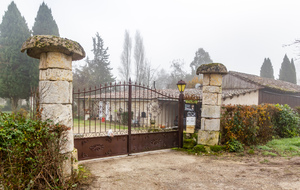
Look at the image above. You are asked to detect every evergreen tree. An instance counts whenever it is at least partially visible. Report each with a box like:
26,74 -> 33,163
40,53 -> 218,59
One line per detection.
73,33 -> 115,89
290,59 -> 297,84
0,2 -> 33,110
279,54 -> 295,83
190,48 -> 213,75
30,2 -> 61,90
260,58 -> 274,79
32,2 -> 59,36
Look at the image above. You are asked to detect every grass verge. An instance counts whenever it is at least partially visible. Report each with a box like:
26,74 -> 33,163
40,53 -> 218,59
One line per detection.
257,137 -> 300,157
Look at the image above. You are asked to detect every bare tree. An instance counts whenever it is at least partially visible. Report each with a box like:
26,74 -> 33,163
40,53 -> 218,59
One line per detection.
118,30 -> 132,82
134,30 -> 145,83
169,59 -> 187,89
142,59 -> 156,86
155,68 -> 170,89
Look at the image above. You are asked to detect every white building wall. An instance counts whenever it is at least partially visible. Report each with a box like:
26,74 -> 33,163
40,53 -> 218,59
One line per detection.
223,90 -> 259,105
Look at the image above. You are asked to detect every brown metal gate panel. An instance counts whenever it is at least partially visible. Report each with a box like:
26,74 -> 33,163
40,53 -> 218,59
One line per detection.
73,80 -> 183,161
131,131 -> 178,153
75,135 -> 128,161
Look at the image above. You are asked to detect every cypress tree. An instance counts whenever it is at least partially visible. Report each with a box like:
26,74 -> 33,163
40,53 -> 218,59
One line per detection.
290,59 -> 297,84
0,2 -> 33,110
32,2 -> 59,36
30,2 -> 61,91
260,58 -> 274,79
279,54 -> 294,83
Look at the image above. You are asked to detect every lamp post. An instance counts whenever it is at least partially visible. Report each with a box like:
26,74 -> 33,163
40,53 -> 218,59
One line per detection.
177,80 -> 186,148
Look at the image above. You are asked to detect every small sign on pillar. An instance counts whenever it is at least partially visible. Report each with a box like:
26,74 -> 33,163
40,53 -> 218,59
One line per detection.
186,115 -> 196,133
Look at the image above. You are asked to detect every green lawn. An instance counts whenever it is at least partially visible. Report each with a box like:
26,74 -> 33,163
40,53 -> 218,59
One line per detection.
257,137 -> 300,157
72,118 -> 154,133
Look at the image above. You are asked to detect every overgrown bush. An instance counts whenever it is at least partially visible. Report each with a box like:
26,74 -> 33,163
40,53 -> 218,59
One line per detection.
227,138 -> 244,152
0,112 -> 71,189
221,104 -> 300,151
272,104 -> 300,138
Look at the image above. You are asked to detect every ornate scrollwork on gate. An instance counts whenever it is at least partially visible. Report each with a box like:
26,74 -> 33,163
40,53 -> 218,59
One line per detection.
150,138 -> 162,146
82,152 -> 88,158
105,149 -> 112,155
81,140 -> 89,145
89,144 -> 104,151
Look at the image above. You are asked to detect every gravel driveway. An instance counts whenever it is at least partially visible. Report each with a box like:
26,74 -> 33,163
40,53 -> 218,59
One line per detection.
79,149 -> 300,190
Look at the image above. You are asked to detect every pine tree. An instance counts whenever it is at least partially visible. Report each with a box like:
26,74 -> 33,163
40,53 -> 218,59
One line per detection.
73,33 -> 115,89
279,54 -> 294,83
0,2 -> 33,110
32,2 -> 59,36
190,48 -> 213,75
260,58 -> 274,79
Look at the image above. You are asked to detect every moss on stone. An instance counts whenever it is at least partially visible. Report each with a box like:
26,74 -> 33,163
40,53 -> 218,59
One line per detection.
196,63 -> 228,75
183,139 -> 197,149
21,35 -> 85,61
193,145 -> 207,153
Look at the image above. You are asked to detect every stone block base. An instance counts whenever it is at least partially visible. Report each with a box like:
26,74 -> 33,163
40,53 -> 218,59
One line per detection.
62,148 -> 78,178
198,130 -> 219,145
62,152 -> 73,178
72,148 -> 78,172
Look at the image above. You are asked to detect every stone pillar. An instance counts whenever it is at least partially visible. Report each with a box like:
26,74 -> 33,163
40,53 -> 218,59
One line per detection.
196,63 -> 227,145
21,35 -> 85,176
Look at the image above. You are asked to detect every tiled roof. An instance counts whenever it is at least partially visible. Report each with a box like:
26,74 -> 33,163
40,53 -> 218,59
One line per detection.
222,88 -> 257,99
229,71 -> 300,93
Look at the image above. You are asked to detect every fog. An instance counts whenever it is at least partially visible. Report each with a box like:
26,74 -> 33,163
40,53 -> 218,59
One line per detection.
1,0 -> 300,82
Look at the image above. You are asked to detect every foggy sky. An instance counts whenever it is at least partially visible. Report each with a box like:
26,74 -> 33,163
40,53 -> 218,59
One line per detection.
1,0 -> 300,82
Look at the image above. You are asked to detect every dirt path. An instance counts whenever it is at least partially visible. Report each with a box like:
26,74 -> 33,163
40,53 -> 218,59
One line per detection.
79,150 -> 300,190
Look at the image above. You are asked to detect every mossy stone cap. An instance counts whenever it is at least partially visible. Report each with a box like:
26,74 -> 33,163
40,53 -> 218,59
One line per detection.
21,35 -> 86,61
196,63 -> 228,75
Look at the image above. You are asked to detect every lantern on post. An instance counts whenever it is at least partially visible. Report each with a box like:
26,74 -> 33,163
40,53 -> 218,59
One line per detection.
177,80 -> 186,93
176,80 -> 186,148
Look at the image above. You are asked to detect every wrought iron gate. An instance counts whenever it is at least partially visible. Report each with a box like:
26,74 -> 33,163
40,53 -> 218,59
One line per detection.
73,80 -> 183,161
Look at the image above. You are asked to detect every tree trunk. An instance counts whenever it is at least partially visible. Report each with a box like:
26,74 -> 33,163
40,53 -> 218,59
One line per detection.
11,97 -> 19,112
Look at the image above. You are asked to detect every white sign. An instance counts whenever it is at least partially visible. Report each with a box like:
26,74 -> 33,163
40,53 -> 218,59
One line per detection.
186,117 -> 196,126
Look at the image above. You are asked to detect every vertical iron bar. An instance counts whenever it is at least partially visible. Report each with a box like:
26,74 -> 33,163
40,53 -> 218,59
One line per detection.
94,86 -> 96,133
114,82 -> 117,131
178,93 -> 184,148
78,89 -> 80,134
128,79 -> 132,155
100,84 -> 102,133
124,81 -> 126,131
110,83 -> 112,130
83,88 -> 86,134
105,83 -> 107,132
134,82 -> 137,131
89,87 -> 91,133
138,84 -> 141,130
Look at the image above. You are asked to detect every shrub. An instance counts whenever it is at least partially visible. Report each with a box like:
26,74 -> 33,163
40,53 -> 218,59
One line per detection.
221,104 -> 275,146
183,139 -> 196,149
193,145 -> 207,153
227,139 -> 244,152
210,145 -> 226,152
272,104 -> 300,138
0,112 -> 71,189
221,104 -> 300,151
